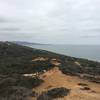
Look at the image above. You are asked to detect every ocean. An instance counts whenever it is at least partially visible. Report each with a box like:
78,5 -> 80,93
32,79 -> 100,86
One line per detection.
27,44 -> 100,62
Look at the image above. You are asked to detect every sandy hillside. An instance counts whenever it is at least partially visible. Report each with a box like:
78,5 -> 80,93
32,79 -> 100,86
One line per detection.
32,67 -> 100,100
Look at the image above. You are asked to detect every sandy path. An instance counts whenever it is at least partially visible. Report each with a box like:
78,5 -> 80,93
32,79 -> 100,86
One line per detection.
33,67 -> 100,100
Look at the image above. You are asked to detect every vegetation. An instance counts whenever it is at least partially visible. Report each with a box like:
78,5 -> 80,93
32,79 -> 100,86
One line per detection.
47,87 -> 70,98
37,87 -> 70,100
0,41 -> 100,76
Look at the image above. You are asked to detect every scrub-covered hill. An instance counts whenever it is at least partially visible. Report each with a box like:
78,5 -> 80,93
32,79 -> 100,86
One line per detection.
0,41 -> 100,100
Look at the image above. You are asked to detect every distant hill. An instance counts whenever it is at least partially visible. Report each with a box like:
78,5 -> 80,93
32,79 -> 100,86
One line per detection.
0,41 -> 100,100
12,41 -> 49,46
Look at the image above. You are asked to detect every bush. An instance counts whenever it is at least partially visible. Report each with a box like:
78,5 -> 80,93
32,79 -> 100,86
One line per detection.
47,87 -> 70,98
38,87 -> 70,100
37,92 -> 51,100
17,76 -> 44,89
80,87 -> 91,91
78,83 -> 88,86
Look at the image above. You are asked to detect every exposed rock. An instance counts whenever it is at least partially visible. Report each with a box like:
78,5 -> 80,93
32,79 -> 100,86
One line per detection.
32,57 -> 48,62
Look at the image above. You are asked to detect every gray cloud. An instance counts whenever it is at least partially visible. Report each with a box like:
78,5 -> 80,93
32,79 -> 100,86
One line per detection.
0,17 -> 8,23
0,0 -> 100,44
0,28 -> 20,31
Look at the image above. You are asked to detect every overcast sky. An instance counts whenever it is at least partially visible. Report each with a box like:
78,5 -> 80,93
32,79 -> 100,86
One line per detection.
0,0 -> 100,44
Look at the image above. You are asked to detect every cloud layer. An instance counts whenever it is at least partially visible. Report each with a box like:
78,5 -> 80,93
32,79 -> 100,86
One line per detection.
0,0 -> 100,44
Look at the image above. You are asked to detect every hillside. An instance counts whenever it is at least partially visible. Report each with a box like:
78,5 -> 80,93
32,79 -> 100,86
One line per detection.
35,67 -> 100,100
0,41 -> 100,100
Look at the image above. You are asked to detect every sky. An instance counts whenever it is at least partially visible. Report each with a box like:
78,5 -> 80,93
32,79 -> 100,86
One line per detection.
0,0 -> 100,44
